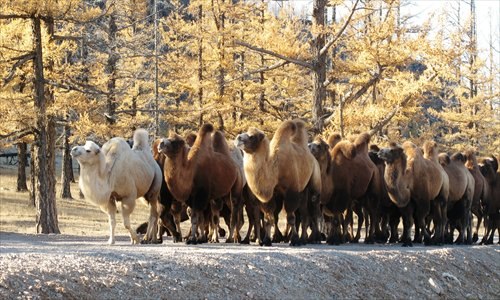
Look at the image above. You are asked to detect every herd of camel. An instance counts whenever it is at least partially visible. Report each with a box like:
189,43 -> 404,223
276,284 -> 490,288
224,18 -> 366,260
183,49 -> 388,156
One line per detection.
70,120 -> 499,247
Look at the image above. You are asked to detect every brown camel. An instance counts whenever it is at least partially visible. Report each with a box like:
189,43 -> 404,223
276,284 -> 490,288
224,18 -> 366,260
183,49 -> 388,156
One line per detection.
378,141 -> 449,246
211,130 -> 245,243
158,123 -> 240,244
368,145 -> 401,243
478,156 -> 499,244
319,133 -> 380,245
464,149 -> 489,243
235,119 -> 321,246
439,152 -> 475,244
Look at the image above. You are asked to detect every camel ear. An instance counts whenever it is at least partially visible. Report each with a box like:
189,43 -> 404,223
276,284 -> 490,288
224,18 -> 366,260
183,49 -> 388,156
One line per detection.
489,155 -> 498,173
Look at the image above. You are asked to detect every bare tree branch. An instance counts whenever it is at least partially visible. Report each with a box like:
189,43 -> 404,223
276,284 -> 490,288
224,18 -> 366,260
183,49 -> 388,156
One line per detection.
226,60 -> 289,84
0,14 -> 32,20
319,0 -> 360,57
3,52 -> 35,86
234,40 -> 313,69
45,79 -> 108,95
342,75 -> 381,106
0,127 -> 34,142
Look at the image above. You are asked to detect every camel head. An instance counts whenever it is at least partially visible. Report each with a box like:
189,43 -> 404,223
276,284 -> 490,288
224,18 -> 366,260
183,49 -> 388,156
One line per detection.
309,137 -> 330,162
479,156 -> 498,184
71,141 -> 102,165
438,153 -> 451,166
158,133 -> 186,158
234,128 -> 266,154
377,142 -> 405,165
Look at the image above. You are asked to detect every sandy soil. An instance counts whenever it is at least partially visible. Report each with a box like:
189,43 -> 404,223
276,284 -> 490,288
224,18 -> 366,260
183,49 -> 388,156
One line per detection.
1,165 -> 499,299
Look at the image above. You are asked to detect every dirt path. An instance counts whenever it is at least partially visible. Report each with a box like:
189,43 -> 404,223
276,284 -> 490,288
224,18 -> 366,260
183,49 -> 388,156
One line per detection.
1,232 -> 499,299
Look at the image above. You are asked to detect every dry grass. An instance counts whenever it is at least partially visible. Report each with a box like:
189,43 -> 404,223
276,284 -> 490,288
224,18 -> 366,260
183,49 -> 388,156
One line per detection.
0,165 -> 150,237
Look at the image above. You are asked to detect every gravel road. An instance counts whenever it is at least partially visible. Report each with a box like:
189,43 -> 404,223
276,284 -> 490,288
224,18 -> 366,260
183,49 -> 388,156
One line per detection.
1,232 -> 499,299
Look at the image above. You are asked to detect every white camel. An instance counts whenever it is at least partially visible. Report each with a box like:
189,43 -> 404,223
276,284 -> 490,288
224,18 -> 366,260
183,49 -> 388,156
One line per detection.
71,129 -> 162,245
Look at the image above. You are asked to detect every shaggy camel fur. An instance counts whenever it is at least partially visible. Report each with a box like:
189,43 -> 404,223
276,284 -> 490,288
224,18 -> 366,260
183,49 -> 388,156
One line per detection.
478,156 -> 499,244
378,141 -> 449,246
439,152 -> 475,244
235,119 -> 321,246
71,129 -> 162,245
464,150 -> 488,243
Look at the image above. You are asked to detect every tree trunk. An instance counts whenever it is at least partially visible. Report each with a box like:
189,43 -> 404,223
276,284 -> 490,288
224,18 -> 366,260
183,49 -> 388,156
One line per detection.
16,142 -> 28,192
312,0 -> 327,133
60,125 -> 73,199
106,14 -> 118,125
198,5 -> 204,126
29,146 -> 35,207
32,17 -> 60,234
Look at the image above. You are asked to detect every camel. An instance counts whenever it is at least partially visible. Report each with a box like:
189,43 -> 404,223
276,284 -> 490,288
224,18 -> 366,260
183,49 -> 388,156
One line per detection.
211,130 -> 245,243
71,129 -> 162,245
158,124 -> 242,244
308,137 -> 333,243
368,145 -> 401,243
465,149 -> 489,243
438,152 -> 475,244
478,156 -> 499,244
378,141 -> 449,246
319,133 -> 380,245
235,119 -> 321,246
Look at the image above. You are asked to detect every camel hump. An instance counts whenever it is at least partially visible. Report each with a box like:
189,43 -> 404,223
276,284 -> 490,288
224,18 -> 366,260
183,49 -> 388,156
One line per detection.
132,128 -> 150,151
271,120 -> 297,150
451,152 -> 465,163
439,153 -> 451,166
327,133 -> 342,149
333,140 -> 357,160
213,131 -> 231,157
200,123 -> 215,134
423,140 -> 439,160
290,119 -> 308,147
354,132 -> 371,147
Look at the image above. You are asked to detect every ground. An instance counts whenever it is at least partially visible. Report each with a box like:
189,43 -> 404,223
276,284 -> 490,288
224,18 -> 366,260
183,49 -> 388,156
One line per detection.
0,164 -> 499,299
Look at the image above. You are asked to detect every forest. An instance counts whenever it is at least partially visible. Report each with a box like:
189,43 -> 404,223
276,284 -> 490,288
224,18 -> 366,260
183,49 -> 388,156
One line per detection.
0,0 -> 498,234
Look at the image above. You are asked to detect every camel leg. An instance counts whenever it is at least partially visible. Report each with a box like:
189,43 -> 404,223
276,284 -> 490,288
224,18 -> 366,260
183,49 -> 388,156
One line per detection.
298,191 -> 311,245
227,194 -> 243,244
471,204 -> 482,243
121,199 -> 140,245
260,200 -> 276,246
102,200 -> 117,245
352,203 -> 363,243
210,198 -> 223,243
400,203 -> 414,247
272,196 -> 284,243
283,190 -> 302,246
389,211 -> 400,243
414,200 -> 432,246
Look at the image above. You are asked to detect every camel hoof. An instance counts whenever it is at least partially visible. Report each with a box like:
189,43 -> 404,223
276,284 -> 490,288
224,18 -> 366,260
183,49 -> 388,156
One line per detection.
402,241 -> 413,247
186,238 -> 198,245
262,237 -> 272,247
472,234 -> 479,243
240,238 -> 250,245
225,237 -> 234,244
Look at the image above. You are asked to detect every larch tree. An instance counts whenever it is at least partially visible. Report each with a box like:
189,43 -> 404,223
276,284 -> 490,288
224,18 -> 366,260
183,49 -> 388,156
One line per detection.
0,0 -> 102,233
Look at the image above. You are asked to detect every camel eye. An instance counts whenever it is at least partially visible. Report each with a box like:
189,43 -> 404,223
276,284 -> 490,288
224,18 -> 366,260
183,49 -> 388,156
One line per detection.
86,150 -> 91,153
